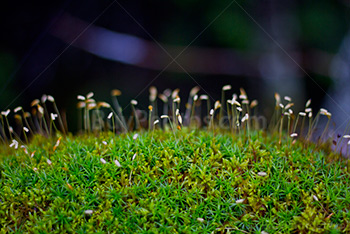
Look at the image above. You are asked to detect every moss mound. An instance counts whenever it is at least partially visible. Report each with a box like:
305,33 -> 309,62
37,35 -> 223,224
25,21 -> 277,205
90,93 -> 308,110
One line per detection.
1,130 -> 350,233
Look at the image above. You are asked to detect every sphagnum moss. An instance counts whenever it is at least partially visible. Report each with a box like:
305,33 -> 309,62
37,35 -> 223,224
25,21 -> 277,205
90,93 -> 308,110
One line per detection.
1,86 -> 350,233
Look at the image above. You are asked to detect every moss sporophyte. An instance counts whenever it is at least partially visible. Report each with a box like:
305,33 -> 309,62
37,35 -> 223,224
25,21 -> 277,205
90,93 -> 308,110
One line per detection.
1,86 -> 350,233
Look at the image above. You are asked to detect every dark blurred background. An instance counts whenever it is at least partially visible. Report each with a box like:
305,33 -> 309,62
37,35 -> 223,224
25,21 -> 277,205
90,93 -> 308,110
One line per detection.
1,0 -> 350,132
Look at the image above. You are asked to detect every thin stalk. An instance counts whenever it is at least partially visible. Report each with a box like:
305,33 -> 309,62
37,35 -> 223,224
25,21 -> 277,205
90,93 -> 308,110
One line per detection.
152,101 -> 158,127
4,116 -> 13,141
109,108 -> 127,133
244,103 -> 250,118
292,114 -> 300,134
210,114 -> 215,133
279,115 -> 284,145
111,114 -> 116,133
42,116 -> 50,136
112,96 -> 127,129
172,101 -> 177,126
308,112 -> 320,141
287,115 -> 291,136
49,118 -> 53,135
0,119 -> 7,144
50,118 -> 59,136
306,115 -> 312,141
162,102 -> 168,127
27,114 -> 36,134
253,107 -> 258,130
206,99 -> 211,120
32,113 -> 41,134
274,109 -> 282,133
268,107 -> 278,132
244,115 -> 250,141
226,102 -> 232,132
164,116 -> 176,139
131,105 -> 140,130
151,128 -> 155,142
95,109 -> 103,132
42,102 -> 51,133
231,104 -> 235,134
190,100 -> 196,127
184,100 -> 193,126
38,108 -> 49,137
235,109 -> 241,136
148,108 -> 152,132
320,116 -> 331,142
84,105 -> 88,133
88,107 -> 92,133
300,115 -> 306,137
22,129 -> 29,144
21,110 -> 33,133
52,101 -> 66,134
287,115 -> 293,145
246,104 -> 251,134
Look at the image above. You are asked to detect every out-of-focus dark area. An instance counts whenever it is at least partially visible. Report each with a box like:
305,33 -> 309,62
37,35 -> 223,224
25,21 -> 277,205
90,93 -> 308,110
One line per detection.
1,0 -> 350,132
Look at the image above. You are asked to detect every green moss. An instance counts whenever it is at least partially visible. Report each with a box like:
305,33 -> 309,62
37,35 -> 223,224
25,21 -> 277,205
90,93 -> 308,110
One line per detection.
0,129 -> 349,233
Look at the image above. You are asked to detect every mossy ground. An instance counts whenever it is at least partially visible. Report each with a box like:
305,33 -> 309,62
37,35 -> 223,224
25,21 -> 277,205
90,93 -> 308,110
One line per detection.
1,129 -> 350,233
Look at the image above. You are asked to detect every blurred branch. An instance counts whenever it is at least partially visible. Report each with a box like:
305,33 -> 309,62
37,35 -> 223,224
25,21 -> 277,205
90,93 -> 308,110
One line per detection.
51,13 -> 333,77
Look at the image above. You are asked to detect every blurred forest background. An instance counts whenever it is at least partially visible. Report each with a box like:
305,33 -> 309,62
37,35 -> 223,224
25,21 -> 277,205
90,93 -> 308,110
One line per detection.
0,0 -> 350,132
